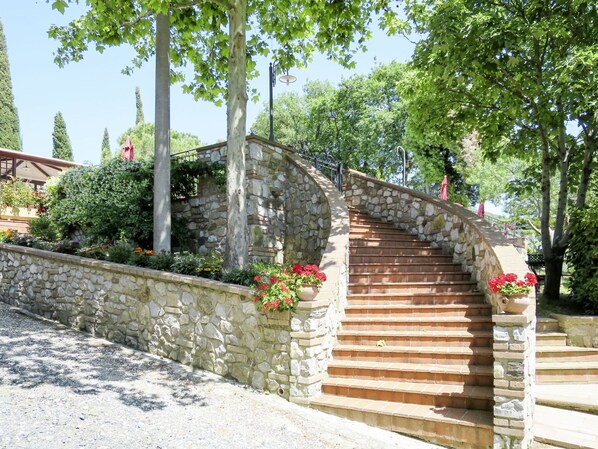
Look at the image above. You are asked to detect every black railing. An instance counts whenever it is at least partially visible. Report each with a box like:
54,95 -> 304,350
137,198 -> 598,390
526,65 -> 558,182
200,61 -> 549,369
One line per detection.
298,151 -> 344,192
170,148 -> 200,163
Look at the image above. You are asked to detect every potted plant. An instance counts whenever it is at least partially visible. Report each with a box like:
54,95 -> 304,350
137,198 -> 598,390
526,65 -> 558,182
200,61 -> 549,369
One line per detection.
488,272 -> 538,314
252,268 -> 298,312
292,263 -> 327,301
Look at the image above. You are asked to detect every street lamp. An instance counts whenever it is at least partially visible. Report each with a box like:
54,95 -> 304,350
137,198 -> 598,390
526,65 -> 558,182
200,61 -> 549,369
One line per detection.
269,63 -> 297,141
397,145 -> 407,187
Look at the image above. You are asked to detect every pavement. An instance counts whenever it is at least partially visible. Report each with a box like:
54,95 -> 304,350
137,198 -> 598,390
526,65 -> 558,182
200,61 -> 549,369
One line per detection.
0,301 -> 443,449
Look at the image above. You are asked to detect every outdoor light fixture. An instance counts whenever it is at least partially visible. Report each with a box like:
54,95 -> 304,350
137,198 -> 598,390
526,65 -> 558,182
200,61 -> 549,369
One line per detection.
269,63 -> 296,142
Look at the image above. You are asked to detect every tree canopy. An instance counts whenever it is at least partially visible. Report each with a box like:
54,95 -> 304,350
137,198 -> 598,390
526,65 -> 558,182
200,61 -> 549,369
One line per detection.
0,20 -> 21,150
117,122 -> 202,160
100,128 -> 111,163
52,112 -> 74,161
400,0 -> 598,300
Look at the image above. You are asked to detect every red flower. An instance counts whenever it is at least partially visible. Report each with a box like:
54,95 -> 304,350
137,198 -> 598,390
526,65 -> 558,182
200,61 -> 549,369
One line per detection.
254,275 -> 262,282
270,276 -> 278,284
524,272 -> 538,286
504,273 -> 517,283
280,283 -> 289,293
315,271 -> 327,282
292,264 -> 303,275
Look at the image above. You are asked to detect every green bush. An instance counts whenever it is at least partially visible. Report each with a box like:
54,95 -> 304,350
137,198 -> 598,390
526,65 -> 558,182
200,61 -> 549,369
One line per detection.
106,241 -> 135,264
45,158 -> 225,247
566,198 -> 598,314
171,252 -> 203,276
28,216 -> 59,242
147,251 -> 175,271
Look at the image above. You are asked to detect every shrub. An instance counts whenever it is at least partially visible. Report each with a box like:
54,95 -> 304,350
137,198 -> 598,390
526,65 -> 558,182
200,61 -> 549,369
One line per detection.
77,244 -> 110,260
28,216 -> 58,242
566,199 -> 598,314
147,251 -> 175,271
53,239 -> 81,254
196,250 -> 224,279
128,247 -> 154,267
171,252 -> 203,275
107,240 -> 135,264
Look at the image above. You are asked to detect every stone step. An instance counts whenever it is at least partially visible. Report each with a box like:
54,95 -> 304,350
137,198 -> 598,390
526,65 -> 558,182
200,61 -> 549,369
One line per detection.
344,303 -> 492,318
535,405 -> 598,449
536,384 -> 598,415
537,318 -> 560,333
537,346 -> 598,362
336,329 -> 493,348
321,378 -> 493,411
332,344 -> 493,366
349,255 -> 453,264
341,316 -> 493,332
350,272 -> 472,283
349,247 -> 442,256
349,281 -> 479,294
327,359 -> 493,385
349,262 -> 464,274
350,239 -> 430,248
536,361 -> 598,384
348,292 -> 486,305
310,394 -> 493,448
536,332 -> 568,347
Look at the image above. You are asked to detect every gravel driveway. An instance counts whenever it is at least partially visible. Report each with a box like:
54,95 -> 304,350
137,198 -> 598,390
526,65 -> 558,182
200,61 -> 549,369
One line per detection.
0,301 -> 443,449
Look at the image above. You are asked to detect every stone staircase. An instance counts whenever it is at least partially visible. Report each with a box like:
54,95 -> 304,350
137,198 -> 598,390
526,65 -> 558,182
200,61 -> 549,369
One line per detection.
310,209 -> 494,448
536,318 -> 598,384
535,318 -> 598,448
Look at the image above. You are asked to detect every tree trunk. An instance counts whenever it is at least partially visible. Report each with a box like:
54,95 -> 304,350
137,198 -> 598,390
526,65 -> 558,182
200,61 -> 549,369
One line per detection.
153,13 -> 171,253
225,0 -> 248,269
544,246 -> 565,300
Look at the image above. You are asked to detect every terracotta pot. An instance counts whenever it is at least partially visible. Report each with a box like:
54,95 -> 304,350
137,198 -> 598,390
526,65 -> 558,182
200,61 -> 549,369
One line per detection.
297,285 -> 319,301
500,294 -> 531,314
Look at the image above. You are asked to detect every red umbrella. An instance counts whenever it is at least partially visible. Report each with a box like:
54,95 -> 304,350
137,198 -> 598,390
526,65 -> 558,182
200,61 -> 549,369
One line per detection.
439,175 -> 449,200
477,201 -> 485,218
121,136 -> 135,161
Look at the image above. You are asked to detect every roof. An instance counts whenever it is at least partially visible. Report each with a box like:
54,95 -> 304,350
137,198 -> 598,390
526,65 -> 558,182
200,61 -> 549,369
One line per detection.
0,148 -> 81,185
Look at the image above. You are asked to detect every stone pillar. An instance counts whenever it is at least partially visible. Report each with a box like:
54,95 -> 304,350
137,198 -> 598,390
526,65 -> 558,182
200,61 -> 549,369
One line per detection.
492,311 -> 536,449
288,300 -> 330,405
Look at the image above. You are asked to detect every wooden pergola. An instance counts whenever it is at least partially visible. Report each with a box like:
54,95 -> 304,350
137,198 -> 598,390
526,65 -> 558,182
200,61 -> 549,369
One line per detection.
0,148 -> 81,188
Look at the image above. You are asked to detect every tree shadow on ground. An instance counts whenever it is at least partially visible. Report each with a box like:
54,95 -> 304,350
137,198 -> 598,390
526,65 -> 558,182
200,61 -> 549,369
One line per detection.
0,305 -> 212,412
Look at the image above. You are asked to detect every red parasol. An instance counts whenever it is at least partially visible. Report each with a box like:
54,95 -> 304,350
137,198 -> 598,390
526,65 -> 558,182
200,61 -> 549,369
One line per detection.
477,201 -> 485,218
121,136 -> 135,161
439,175 -> 449,201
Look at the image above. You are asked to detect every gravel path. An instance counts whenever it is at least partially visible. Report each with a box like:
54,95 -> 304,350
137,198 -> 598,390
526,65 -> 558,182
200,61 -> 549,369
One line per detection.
0,301 -> 443,449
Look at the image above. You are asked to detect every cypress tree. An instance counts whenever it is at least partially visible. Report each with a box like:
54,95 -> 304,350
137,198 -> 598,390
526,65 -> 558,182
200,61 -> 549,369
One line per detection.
135,86 -> 144,125
0,20 -> 22,150
52,112 -> 73,161
100,128 -> 111,162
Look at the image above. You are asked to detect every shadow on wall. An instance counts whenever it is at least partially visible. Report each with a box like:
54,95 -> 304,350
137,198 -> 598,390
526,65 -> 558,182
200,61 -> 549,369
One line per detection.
0,305 -> 213,412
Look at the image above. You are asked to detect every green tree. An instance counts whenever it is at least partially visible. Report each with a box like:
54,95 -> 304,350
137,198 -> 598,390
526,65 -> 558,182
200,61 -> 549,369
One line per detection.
100,128 -> 111,163
0,20 -> 21,150
49,0 -> 390,267
117,123 -> 201,160
135,86 -> 144,125
399,0 -> 598,300
52,112 -> 73,161
253,63 -> 409,182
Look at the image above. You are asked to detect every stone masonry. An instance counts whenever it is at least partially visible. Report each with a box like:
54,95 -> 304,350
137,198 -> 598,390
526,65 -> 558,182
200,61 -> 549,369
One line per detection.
0,244 -> 344,402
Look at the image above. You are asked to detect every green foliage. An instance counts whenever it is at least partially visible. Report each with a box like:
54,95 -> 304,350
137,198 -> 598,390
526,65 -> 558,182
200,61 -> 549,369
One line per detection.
45,158 -> 222,246
566,192 -> 598,314
52,112 -> 73,161
106,240 -> 135,264
195,250 -> 224,279
76,244 -> 111,260
0,177 -> 37,215
0,20 -> 21,151
170,252 -> 203,276
100,128 -> 111,163
252,63 -> 409,182
116,122 -> 201,160
135,86 -> 144,125
53,238 -> 81,254
147,251 -> 175,271
28,216 -> 59,242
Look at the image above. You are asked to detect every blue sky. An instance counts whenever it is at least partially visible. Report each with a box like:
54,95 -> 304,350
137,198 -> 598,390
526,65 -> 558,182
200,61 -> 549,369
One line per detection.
2,2 -> 415,164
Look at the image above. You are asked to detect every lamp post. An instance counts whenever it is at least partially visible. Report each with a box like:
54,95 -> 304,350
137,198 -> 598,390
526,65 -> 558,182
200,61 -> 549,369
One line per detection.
268,63 -> 297,142
397,145 -> 407,187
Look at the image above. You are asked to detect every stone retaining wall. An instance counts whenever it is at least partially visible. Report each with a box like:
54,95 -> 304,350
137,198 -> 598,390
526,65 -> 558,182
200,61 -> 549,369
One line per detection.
173,137 -> 331,265
0,243 -> 345,402
552,314 -> 598,348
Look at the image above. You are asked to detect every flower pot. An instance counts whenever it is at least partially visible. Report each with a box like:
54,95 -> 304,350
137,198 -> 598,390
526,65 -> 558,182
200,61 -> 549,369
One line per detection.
297,284 -> 319,301
500,294 -> 531,314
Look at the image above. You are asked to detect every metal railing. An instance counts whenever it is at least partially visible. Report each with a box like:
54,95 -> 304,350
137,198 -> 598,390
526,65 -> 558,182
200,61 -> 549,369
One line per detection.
297,150 -> 344,192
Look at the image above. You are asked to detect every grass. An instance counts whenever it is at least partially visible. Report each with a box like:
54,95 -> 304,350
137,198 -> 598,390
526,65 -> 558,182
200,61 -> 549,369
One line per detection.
536,292 -> 586,318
